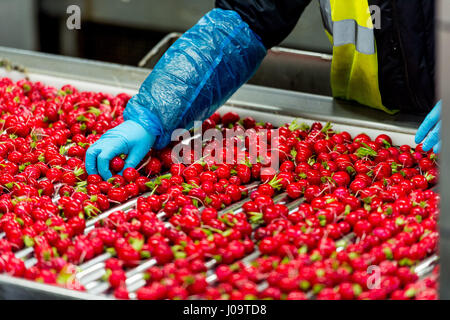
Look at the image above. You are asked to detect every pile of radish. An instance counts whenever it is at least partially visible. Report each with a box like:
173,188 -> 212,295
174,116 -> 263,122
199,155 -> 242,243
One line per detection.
0,77 -> 439,299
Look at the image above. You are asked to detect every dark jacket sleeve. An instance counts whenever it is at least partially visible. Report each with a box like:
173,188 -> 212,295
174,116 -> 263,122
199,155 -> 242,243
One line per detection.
216,0 -> 312,49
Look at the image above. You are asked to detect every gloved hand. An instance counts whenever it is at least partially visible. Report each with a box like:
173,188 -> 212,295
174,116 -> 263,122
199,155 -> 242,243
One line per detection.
85,120 -> 156,180
415,100 -> 441,153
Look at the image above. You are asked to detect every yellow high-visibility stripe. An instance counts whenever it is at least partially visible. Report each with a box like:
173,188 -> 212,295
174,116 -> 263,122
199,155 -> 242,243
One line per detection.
318,0 -> 398,114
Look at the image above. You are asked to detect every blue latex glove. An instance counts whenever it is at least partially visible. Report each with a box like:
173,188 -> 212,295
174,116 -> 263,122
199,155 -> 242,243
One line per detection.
85,120 -> 156,180
123,8 -> 267,150
415,101 -> 441,153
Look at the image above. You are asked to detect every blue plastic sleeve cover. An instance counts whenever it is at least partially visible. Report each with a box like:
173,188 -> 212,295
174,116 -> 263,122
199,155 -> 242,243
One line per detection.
123,8 -> 267,149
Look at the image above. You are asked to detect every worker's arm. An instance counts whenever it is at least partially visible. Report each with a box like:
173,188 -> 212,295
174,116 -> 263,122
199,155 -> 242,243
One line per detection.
86,3 -> 311,179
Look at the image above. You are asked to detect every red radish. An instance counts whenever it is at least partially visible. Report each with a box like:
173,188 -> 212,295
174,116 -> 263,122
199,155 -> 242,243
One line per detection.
221,112 -> 240,127
110,156 -> 125,172
122,167 -> 139,183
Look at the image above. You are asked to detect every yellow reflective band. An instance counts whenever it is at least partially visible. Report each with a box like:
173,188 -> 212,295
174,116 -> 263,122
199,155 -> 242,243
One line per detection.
319,0 -> 375,55
318,0 -> 398,114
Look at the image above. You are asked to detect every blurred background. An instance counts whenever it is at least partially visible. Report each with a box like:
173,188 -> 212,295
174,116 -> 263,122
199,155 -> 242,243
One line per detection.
0,0 -> 332,66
